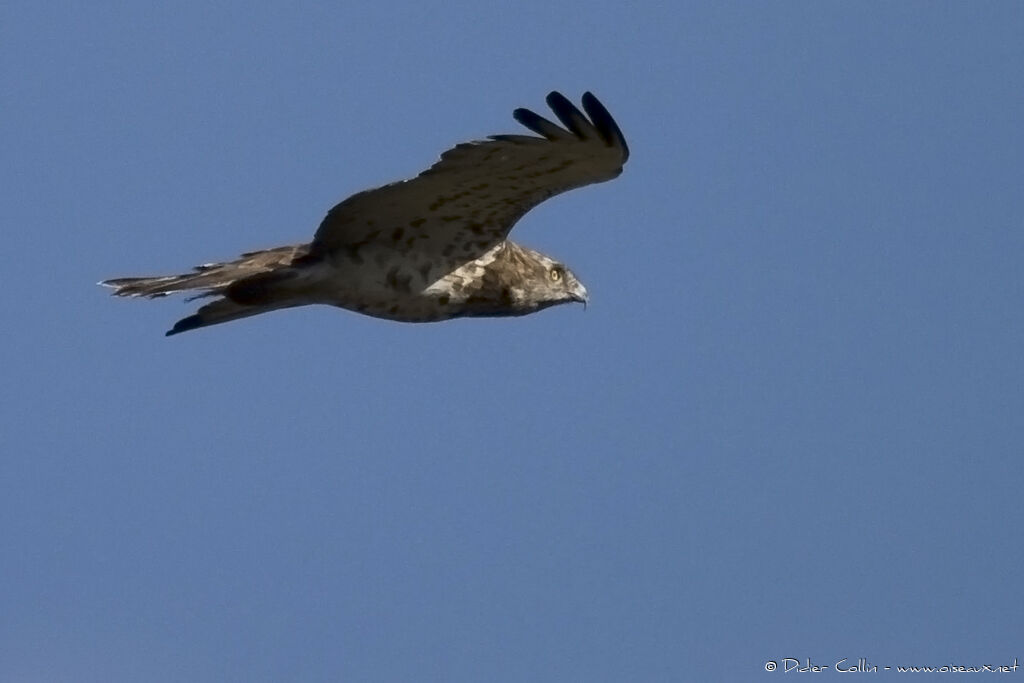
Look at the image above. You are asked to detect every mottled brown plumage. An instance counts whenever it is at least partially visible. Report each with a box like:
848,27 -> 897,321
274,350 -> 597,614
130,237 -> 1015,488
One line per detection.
100,91 -> 629,335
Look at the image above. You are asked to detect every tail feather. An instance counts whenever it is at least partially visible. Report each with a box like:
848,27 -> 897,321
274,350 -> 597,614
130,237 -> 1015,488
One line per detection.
101,243 -> 315,336
101,272 -> 225,298
100,244 -> 311,298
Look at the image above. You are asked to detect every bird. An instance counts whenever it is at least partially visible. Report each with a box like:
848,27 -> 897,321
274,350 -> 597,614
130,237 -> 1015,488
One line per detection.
101,91 -> 629,336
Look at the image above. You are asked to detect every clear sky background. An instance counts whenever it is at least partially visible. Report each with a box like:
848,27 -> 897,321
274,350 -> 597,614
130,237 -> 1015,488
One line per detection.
3,2 -> 1023,681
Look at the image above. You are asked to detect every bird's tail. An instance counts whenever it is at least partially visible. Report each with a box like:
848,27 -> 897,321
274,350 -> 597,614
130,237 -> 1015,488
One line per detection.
100,244 -> 311,298
100,244 -> 316,336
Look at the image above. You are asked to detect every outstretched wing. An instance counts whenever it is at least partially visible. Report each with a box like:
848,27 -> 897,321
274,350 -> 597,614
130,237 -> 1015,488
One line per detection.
309,91 -> 629,259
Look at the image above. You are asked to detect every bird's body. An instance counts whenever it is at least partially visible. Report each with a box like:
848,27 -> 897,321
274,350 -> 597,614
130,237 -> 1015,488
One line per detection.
102,91 -> 629,335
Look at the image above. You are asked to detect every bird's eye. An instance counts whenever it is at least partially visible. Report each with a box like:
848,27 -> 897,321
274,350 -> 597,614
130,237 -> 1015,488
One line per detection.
549,266 -> 564,282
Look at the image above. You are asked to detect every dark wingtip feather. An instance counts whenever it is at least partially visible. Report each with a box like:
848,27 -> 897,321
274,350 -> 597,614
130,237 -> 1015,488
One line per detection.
544,91 -> 590,138
166,314 -> 203,337
581,91 -> 630,162
512,107 -> 565,140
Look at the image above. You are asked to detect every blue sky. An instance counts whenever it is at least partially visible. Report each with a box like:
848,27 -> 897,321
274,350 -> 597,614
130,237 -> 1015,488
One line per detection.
3,2 -> 1023,681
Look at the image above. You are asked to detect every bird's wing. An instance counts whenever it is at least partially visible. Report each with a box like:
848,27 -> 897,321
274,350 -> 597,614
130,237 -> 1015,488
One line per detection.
309,92 -> 629,259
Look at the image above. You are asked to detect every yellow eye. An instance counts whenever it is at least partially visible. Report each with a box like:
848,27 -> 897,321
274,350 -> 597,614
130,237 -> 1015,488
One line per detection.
550,266 -> 564,282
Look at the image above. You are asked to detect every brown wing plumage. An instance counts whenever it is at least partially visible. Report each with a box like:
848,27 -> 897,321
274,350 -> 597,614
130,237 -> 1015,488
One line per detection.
309,92 -> 629,260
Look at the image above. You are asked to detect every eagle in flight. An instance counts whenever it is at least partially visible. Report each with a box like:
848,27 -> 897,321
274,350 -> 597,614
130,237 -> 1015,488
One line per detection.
102,91 -> 629,336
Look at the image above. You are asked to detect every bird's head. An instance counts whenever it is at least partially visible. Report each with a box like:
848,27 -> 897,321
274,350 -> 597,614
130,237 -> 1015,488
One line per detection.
502,244 -> 589,314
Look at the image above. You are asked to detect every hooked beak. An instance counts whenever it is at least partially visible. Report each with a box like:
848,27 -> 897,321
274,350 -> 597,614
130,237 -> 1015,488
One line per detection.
570,282 -> 589,310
